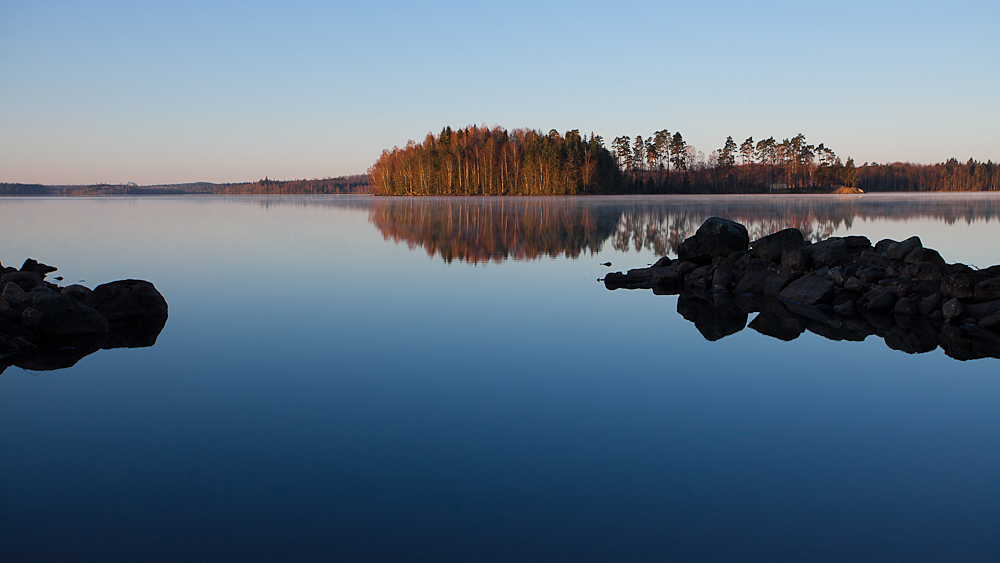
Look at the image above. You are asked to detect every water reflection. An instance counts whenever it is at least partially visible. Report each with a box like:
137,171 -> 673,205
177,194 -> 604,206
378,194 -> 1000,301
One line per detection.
367,195 -> 1000,263
664,289 -> 998,361
0,316 -> 167,374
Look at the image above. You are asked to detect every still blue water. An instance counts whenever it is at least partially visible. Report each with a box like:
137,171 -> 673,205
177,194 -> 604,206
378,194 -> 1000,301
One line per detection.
1,195 -> 999,561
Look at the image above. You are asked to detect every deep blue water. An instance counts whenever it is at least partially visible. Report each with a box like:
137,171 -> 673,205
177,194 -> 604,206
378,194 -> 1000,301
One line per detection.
1,194 -> 999,562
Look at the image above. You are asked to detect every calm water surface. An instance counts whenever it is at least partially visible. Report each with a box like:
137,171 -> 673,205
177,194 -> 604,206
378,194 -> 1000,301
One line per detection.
1,194 -> 999,562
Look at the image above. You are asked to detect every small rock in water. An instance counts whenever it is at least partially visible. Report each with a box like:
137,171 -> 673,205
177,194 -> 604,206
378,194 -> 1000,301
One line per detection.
601,262 -> 612,267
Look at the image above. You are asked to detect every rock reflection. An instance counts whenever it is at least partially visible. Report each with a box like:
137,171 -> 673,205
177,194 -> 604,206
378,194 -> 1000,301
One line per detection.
658,289 -> 1000,361
0,317 -> 166,374
367,195 -> 1000,263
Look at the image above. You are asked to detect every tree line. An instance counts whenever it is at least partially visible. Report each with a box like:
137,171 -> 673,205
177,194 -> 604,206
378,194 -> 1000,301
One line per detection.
368,126 -> 623,195
216,175 -> 370,195
610,131 -> 858,192
856,159 -> 999,192
371,125 -> 998,195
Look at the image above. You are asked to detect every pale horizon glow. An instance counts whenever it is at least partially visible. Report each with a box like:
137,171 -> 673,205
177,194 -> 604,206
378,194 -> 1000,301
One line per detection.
1,0 -> 998,185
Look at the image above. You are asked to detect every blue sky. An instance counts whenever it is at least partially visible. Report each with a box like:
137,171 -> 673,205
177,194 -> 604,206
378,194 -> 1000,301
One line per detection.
1,0 -> 997,185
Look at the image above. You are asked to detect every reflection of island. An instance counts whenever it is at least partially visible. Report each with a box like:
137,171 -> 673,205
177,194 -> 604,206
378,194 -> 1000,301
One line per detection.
368,195 -> 1000,264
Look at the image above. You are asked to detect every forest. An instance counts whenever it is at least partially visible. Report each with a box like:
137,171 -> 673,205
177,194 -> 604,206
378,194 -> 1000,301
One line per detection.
370,126 -> 999,195
368,126 -> 622,196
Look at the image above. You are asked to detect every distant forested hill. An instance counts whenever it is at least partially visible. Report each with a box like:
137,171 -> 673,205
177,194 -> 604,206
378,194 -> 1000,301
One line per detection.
3,175 -> 372,196
215,175 -> 370,194
0,183 -> 53,195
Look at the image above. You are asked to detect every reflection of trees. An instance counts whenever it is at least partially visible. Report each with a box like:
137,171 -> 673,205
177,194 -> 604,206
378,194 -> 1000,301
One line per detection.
367,195 -> 1000,263
370,198 -> 621,263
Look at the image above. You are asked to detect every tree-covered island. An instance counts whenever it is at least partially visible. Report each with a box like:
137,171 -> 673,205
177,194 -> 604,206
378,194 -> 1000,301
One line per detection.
369,125 -> 999,195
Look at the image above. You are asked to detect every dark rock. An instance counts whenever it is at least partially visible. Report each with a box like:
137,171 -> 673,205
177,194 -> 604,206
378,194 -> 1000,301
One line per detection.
19,259 -> 57,277
676,261 -> 697,276
762,272 -> 795,296
865,289 -> 898,313
974,278 -> 1000,302
809,240 -> 852,268
893,297 -> 920,316
1,271 -> 44,292
911,280 -> 941,297
781,247 -> 812,272
965,299 -> 1000,321
712,267 -> 734,293
943,263 -> 975,276
778,274 -> 836,306
979,312 -> 1000,330
902,262 -> 942,282
919,293 -> 942,316
752,228 -> 806,262
843,277 -> 868,293
904,247 -> 946,268
827,266 -> 845,285
733,252 -> 754,271
677,217 -> 750,263
734,269 -> 770,295
84,280 -> 167,321
942,298 -> 965,320
832,299 -> 856,316
651,257 -> 671,267
61,284 -> 93,301
873,238 -> 897,255
651,267 -> 681,286
843,236 -> 872,250
857,268 -> 885,284
677,295 -> 747,341
604,271 -> 644,289
941,273 -> 988,300
885,236 -> 922,261
18,292 -> 108,336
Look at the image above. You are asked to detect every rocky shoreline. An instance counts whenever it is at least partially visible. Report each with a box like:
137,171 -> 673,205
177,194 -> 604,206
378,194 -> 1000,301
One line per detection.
604,217 -> 1000,361
0,259 -> 167,372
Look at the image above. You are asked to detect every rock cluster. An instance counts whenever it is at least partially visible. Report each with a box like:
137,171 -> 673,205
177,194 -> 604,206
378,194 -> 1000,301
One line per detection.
0,258 -> 168,372
604,216 -> 1000,361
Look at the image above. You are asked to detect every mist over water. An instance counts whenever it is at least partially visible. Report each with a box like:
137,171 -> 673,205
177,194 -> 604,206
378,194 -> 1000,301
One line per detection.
1,194 -> 999,562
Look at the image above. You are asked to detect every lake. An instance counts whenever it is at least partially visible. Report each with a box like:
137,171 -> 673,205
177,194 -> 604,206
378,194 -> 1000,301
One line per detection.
1,194 -> 999,562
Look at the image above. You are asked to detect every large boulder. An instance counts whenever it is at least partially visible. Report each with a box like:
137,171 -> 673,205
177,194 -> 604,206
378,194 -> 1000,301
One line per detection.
1,271 -> 44,292
84,280 -> 168,321
974,277 -> 1000,302
751,228 -> 806,263
809,242 -> 852,268
885,236 -> 923,261
677,217 -> 749,263
904,247 -> 946,269
941,272 -> 988,300
778,274 -> 836,306
18,291 -> 109,336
